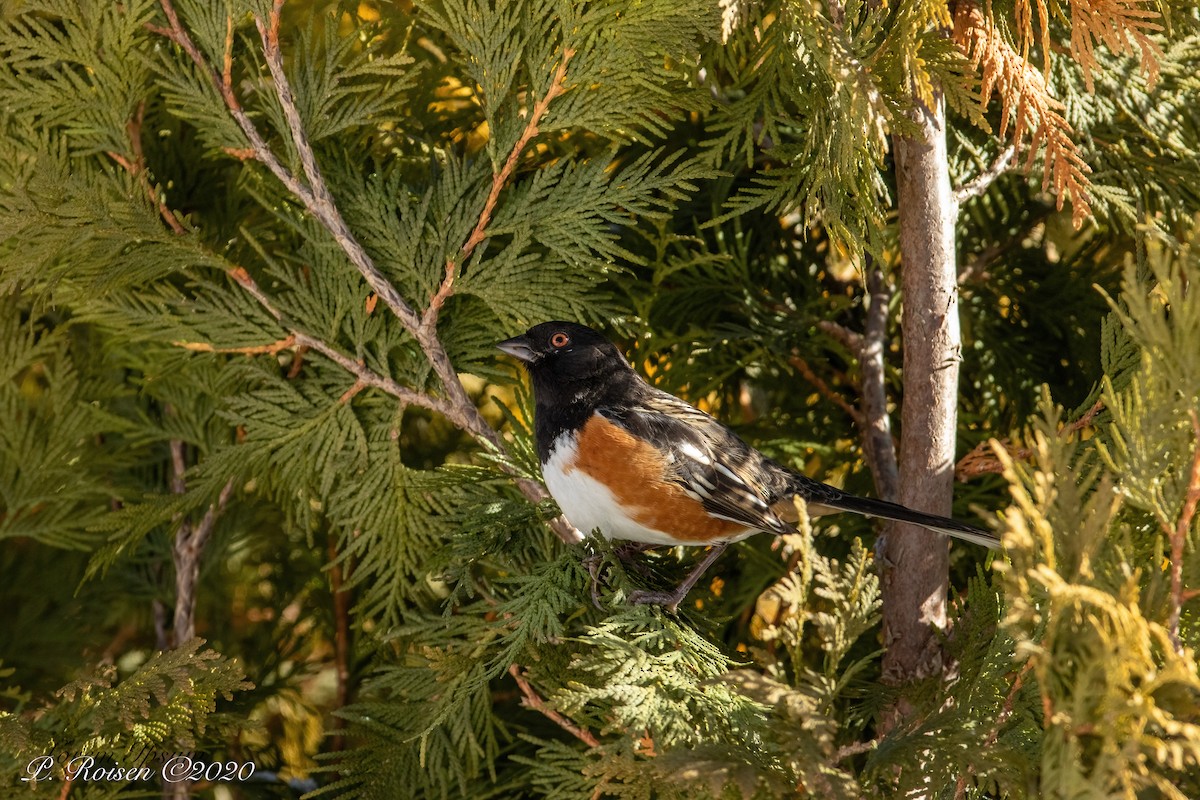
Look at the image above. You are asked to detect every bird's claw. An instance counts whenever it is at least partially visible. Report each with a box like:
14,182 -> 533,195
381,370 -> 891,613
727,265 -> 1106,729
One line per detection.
581,550 -> 606,610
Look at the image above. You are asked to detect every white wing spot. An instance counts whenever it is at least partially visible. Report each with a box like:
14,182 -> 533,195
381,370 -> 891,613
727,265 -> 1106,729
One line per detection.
679,441 -> 711,465
713,462 -> 738,479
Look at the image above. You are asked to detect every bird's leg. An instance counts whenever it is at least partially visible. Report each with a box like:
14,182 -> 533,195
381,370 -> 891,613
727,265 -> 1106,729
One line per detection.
629,544 -> 728,613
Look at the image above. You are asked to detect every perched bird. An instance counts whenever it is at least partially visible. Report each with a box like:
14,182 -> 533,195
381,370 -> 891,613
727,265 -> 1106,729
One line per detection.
498,321 -> 998,610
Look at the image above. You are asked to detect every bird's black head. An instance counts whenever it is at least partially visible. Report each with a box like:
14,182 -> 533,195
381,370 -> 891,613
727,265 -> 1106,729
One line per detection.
498,322 -> 635,447
498,321 -> 630,389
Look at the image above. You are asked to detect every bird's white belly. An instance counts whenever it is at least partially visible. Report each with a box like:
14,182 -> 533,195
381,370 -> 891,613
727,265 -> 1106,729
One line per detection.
543,437 -> 695,546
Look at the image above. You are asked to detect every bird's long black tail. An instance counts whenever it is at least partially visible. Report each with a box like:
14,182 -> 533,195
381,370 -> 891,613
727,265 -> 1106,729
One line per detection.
793,478 -> 1000,549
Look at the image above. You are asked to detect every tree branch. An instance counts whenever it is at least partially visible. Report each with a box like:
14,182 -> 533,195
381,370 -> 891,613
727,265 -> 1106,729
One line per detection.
816,319 -> 864,355
223,267 -> 580,540
156,4 -> 304,198
252,2 -> 426,336
883,91 -> 957,700
834,739 -> 877,763
159,0 -> 425,337
508,664 -> 600,747
216,267 -> 462,418
246,0 -> 517,444
106,101 -> 188,235
953,145 -> 1016,206
859,260 -> 900,502
166,434 -> 235,648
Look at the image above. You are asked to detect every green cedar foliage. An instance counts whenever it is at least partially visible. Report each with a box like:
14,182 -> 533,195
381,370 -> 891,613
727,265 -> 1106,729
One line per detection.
0,1 -> 1197,799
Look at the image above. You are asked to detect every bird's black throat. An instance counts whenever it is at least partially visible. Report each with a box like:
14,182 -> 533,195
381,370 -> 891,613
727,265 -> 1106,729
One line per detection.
528,355 -> 636,462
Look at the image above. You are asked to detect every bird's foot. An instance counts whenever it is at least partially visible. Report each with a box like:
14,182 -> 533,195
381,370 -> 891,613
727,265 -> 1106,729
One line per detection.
627,544 -> 727,613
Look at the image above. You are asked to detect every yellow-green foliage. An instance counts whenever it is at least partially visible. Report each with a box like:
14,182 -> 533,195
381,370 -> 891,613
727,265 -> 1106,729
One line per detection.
995,246 -> 1200,799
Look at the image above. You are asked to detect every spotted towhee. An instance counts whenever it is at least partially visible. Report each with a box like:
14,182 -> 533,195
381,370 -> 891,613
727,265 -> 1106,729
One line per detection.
499,321 -> 998,610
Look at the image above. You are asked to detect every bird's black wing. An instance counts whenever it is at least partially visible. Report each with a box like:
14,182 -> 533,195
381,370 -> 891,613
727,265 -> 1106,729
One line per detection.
601,382 -> 999,549
599,389 -> 794,535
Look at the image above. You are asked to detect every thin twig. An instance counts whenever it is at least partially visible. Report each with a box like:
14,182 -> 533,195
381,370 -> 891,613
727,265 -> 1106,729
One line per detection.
789,354 -> 863,426
816,320 -> 864,355
172,476 -> 235,644
174,334 -> 296,356
291,333 -> 444,412
953,145 -> 1016,206
337,379 -> 367,405
1164,409 -> 1200,653
833,739 -> 877,763
955,439 -> 1032,482
222,14 -> 234,96
508,664 -> 600,747
1066,398 -> 1106,434
991,662 -> 1032,744
423,48 -> 576,331
106,102 -> 188,235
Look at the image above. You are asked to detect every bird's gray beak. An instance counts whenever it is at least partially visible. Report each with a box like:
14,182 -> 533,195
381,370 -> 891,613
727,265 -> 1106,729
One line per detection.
497,334 -> 538,364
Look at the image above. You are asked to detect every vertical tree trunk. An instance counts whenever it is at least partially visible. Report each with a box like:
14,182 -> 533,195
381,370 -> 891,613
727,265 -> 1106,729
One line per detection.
882,94 -> 959,688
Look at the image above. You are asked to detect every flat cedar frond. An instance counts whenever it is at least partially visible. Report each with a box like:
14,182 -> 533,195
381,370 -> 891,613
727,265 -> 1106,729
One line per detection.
1010,0 -> 1162,88
1012,0 -> 1049,73
1066,0 -> 1163,91
954,0 -> 1092,227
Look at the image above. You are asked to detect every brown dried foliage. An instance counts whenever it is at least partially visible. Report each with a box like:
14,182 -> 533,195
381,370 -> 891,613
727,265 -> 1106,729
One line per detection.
1011,0 -> 1162,90
954,0 -> 1163,227
1062,0 -> 1161,91
953,1 -> 1093,227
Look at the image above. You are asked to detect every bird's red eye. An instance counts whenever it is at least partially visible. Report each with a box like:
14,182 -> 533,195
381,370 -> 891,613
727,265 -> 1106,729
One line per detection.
550,332 -> 570,349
